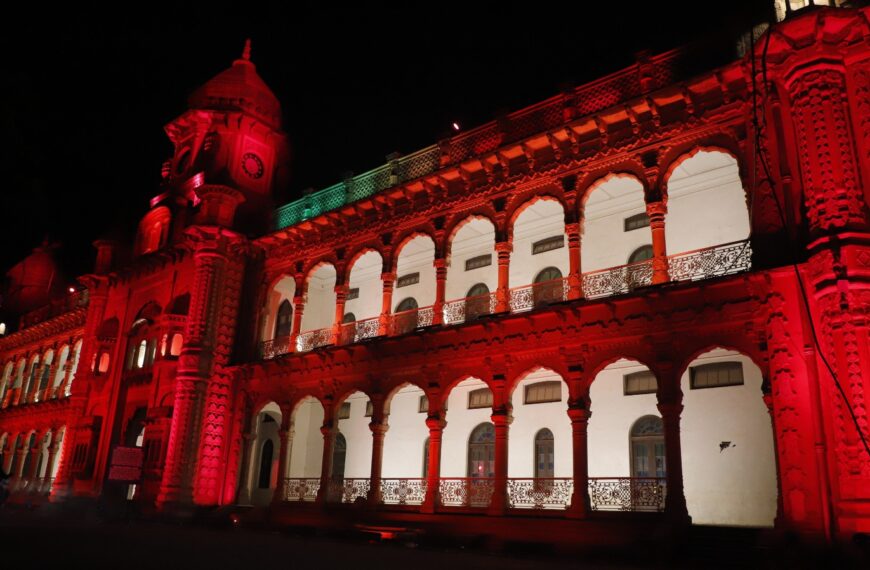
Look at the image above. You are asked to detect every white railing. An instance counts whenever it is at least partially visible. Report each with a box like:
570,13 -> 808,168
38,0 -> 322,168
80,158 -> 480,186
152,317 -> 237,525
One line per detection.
281,478 -> 321,502
391,306 -> 434,335
326,478 -> 370,504
587,477 -> 665,512
509,278 -> 570,313
380,478 -> 428,505
507,478 -> 573,510
581,260 -> 654,300
667,240 -> 752,282
438,477 -> 495,508
296,327 -> 333,352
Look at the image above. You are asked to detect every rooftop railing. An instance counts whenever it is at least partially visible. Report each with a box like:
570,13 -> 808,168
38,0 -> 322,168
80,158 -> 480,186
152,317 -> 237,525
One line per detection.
19,289 -> 89,329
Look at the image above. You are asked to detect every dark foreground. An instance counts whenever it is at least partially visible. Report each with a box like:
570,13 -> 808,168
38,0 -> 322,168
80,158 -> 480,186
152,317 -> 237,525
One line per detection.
0,504 -> 867,569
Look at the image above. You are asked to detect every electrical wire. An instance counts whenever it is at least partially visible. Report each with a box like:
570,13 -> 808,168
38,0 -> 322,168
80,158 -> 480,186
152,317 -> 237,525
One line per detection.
750,19 -> 870,458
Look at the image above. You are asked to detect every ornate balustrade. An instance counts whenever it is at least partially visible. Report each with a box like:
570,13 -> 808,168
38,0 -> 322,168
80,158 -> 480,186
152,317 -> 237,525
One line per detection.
281,478 -> 321,502
260,335 -> 293,359
582,260 -> 653,300
587,477 -> 665,512
257,241 -> 752,359
506,478 -> 573,510
509,278 -> 569,312
20,289 -> 89,329
443,293 -> 497,325
667,240 -> 752,282
296,327 -> 333,353
438,477 -> 495,508
390,306 -> 434,336
326,478 -> 371,504
379,478 -> 427,506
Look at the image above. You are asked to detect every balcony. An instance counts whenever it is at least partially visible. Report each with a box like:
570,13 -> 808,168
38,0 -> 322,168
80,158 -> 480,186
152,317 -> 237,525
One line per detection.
279,476 -> 665,513
259,240 -> 752,360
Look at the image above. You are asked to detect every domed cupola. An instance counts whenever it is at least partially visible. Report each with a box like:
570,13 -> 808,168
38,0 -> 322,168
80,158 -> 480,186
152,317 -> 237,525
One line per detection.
187,39 -> 282,130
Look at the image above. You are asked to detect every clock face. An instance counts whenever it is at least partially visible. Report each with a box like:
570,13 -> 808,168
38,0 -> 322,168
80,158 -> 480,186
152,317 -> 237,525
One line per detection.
241,152 -> 264,179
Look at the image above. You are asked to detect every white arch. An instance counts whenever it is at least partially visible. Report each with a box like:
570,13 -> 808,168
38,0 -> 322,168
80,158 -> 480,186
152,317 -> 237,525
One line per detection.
510,199 -> 567,288
581,175 -> 649,272
446,218 -> 497,302
394,236 -> 436,310
301,265 -> 337,332
345,250 -> 383,322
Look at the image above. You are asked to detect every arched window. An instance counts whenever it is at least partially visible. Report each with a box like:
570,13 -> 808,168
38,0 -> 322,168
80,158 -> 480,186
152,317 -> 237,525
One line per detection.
628,245 -> 654,264
97,353 -> 110,374
630,415 -> 666,478
258,439 -> 274,489
393,297 -> 419,336
331,433 -> 347,480
467,422 -> 495,478
275,300 -> 293,338
136,340 -> 147,369
395,297 -> 418,312
464,283 -> 490,320
534,428 -> 555,479
169,334 -> 183,357
533,267 -> 564,307
342,312 -> 356,324
422,437 -> 430,478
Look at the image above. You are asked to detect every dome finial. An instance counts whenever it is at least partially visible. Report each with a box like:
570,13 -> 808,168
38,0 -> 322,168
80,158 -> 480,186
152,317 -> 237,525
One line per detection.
242,38 -> 252,61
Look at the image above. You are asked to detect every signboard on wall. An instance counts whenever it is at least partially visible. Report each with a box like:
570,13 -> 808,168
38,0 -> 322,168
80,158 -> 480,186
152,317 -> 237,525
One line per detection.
107,446 -> 143,483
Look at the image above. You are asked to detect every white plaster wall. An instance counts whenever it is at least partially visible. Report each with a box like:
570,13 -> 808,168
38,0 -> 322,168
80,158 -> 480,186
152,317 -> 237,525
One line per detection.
581,176 -> 652,272
345,251 -> 383,321
337,391 -> 373,478
508,369 -> 572,478
510,200 -> 569,288
262,276 -> 295,341
394,236 -> 436,310
382,385 -> 430,477
440,378 -> 495,477
681,349 -> 777,527
288,398 -> 324,478
588,359 -> 660,477
446,219 -> 497,302
301,265 -> 336,332
665,151 -> 750,255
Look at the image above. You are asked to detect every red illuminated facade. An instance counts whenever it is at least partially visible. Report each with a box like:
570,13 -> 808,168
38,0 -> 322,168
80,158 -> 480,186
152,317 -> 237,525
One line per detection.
1,5 -> 869,546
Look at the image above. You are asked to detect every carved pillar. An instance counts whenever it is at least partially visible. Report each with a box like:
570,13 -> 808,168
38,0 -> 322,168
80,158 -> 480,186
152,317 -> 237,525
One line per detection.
332,284 -> 349,345
12,444 -> 28,479
567,405 -> 591,518
786,66 -> 866,234
290,294 -> 305,350
157,231 -> 230,510
762,388 -> 786,527
646,201 -> 669,284
271,415 -> 294,505
421,415 -> 445,513
236,430 -> 257,505
489,410 -> 511,516
367,397 -> 387,505
316,421 -> 337,504
495,241 -> 512,313
432,258 -> 447,325
565,222 -> 582,300
379,272 -> 396,335
657,378 -> 690,523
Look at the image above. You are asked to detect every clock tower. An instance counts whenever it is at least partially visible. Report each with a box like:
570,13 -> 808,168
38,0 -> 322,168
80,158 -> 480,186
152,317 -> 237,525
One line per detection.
162,40 -> 290,233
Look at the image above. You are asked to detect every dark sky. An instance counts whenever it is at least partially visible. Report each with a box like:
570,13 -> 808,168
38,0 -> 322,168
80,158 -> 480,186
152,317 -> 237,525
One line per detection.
0,1 -> 767,279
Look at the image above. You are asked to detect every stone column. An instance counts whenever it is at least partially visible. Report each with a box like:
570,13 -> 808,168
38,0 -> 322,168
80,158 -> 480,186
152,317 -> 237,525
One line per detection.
565,222 -> 582,300
290,294 -> 305,351
379,272 -> 396,335
421,415 -> 445,514
271,417 -> 294,505
495,241 -> 512,313
657,383 -> 690,523
367,403 -> 388,506
763,389 -> 785,527
236,431 -> 256,505
432,258 -> 447,325
646,201 -> 669,284
488,410 -> 511,516
316,422 -> 337,504
332,284 -> 349,345
567,405 -> 591,518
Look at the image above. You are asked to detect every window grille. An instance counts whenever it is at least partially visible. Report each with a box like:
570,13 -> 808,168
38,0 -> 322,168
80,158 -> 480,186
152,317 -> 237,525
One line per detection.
532,235 -> 564,255
468,387 -> 493,409
338,402 -> 351,419
465,254 -> 492,271
624,212 -> 650,231
346,287 -> 360,300
690,362 -> 744,389
623,370 -> 658,395
524,381 -> 562,404
397,272 -> 420,287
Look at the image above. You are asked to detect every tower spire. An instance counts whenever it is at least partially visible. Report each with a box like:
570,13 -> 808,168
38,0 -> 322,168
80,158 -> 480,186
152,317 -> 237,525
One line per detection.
242,38 -> 251,61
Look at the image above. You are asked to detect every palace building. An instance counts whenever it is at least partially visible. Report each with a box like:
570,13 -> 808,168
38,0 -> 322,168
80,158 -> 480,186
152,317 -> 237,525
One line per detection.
1,1 -> 869,547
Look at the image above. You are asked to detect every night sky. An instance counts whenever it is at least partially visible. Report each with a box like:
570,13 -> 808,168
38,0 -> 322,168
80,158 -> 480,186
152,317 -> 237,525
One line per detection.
1,1 -> 767,280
